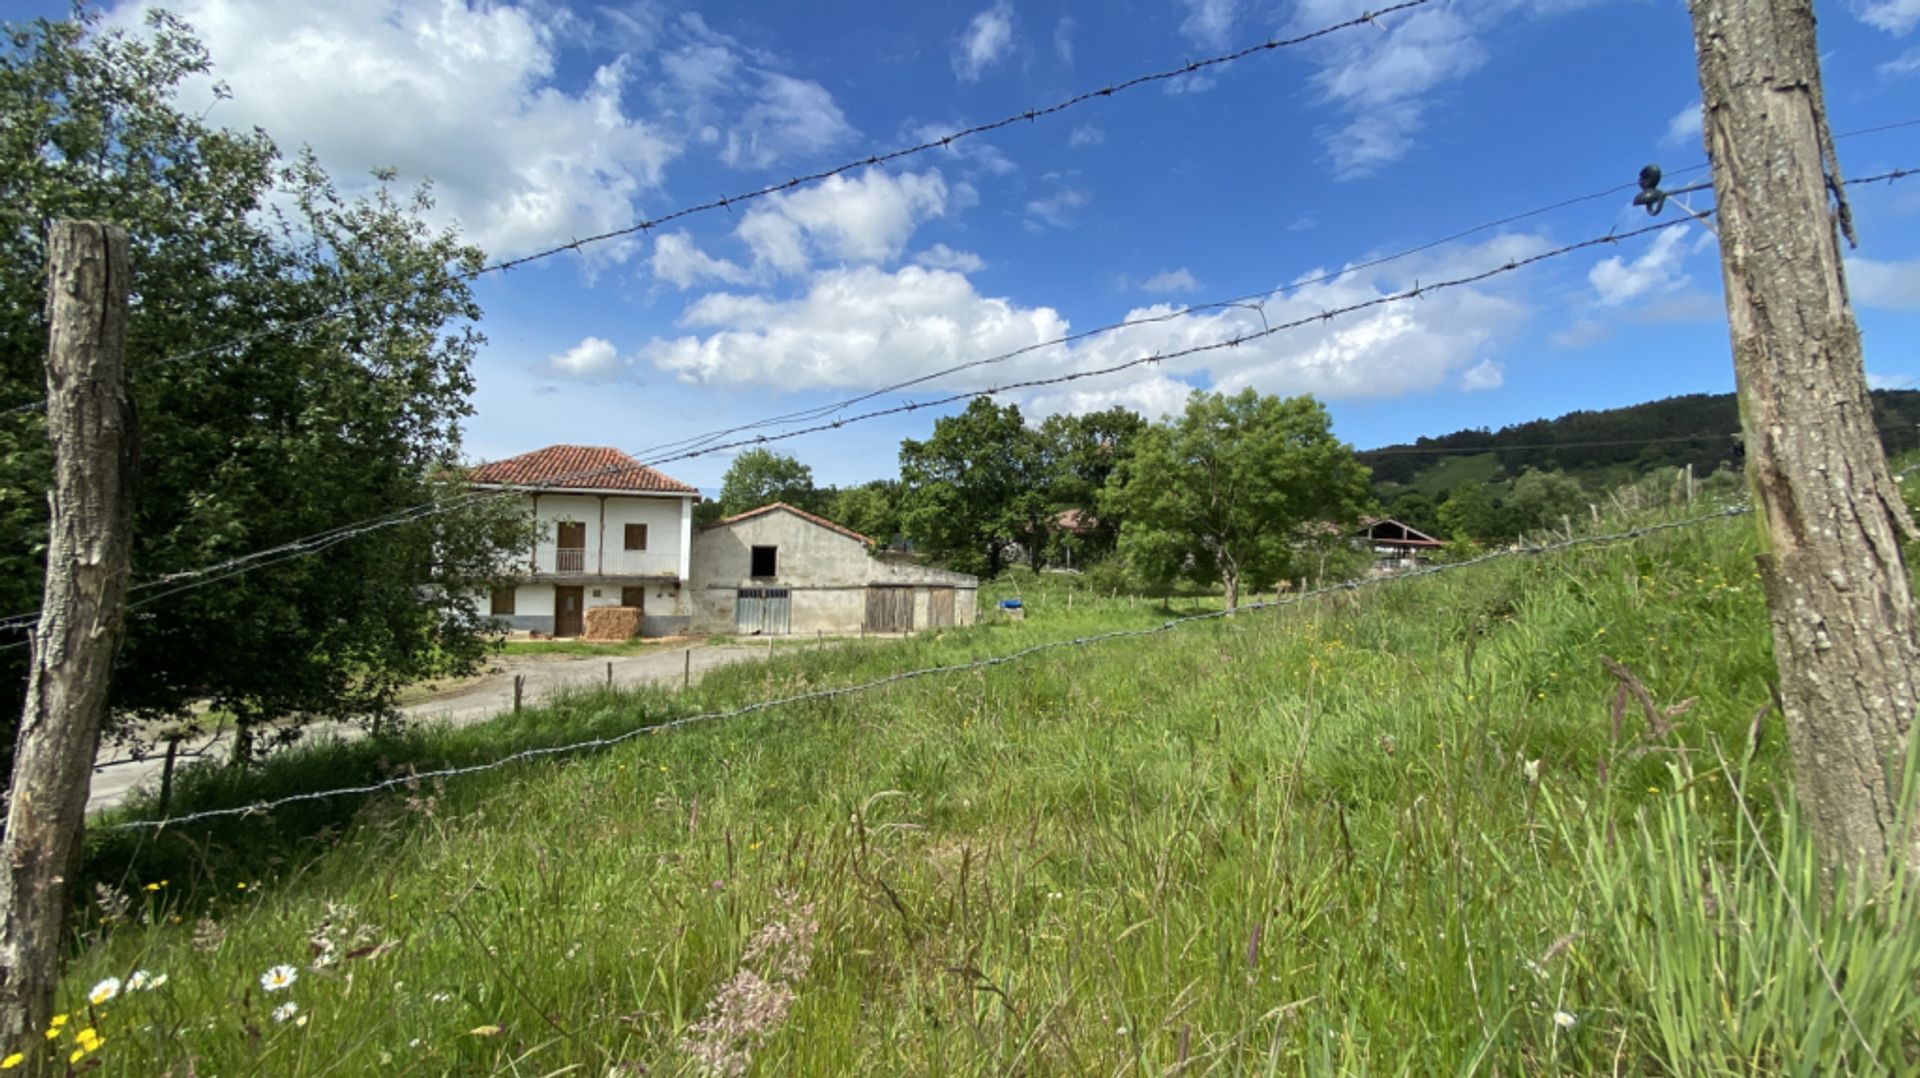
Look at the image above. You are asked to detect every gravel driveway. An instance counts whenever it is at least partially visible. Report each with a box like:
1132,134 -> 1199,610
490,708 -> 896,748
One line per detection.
86,642 -> 783,812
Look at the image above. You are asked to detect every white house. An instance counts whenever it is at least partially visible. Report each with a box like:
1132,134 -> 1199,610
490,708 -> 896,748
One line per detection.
470,445 -> 700,637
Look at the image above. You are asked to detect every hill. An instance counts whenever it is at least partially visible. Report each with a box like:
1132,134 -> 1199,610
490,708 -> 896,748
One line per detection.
1361,388 -> 1920,493
60,502 -> 1920,1074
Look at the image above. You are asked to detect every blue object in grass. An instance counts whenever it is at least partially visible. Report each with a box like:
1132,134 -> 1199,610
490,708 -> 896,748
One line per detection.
998,598 -> 1022,610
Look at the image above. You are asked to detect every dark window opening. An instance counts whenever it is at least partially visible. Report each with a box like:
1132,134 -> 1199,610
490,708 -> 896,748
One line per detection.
624,523 -> 648,550
490,587 -> 516,616
750,545 -> 778,578
620,586 -> 647,610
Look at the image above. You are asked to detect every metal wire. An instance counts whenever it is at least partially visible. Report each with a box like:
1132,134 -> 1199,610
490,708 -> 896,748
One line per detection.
92,503 -> 1750,832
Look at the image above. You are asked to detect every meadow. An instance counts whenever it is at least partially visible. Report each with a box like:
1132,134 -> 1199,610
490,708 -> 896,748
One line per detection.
52,503 -> 1920,1075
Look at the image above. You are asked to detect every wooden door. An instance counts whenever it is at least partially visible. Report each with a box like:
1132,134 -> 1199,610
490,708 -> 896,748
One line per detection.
554,585 -> 584,637
555,521 -> 586,572
927,587 -> 955,628
864,586 -> 914,633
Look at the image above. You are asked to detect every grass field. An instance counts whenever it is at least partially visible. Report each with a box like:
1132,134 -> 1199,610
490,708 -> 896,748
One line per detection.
51,503 -> 1920,1075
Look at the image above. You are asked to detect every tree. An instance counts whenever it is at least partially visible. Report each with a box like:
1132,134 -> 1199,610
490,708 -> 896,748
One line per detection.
1435,484 -> 1515,544
1039,407 -> 1146,565
1505,469 -> 1588,536
1103,390 -> 1371,610
822,480 -> 901,545
0,9 -> 529,768
714,449 -> 818,519
898,398 -> 1050,575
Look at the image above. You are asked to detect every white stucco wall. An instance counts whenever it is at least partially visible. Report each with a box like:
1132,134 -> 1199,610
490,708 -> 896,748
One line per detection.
475,488 -> 698,636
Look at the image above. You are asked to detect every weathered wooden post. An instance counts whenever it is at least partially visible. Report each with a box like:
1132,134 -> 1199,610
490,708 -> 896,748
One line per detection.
0,222 -> 135,1049
683,648 -> 692,690
1687,0 -> 1920,879
513,675 -> 525,714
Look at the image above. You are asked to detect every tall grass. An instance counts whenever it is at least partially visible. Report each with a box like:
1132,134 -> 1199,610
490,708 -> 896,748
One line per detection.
40,504 -> 1919,1074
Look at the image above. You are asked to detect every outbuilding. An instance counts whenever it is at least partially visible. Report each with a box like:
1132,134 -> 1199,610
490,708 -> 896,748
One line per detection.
689,503 -> 978,635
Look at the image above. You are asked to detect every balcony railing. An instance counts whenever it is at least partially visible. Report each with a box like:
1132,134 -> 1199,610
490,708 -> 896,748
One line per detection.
538,548 -> 673,577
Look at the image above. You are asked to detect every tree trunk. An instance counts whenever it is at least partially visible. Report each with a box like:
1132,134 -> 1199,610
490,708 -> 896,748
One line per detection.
1688,0 -> 1920,880
1222,568 -> 1240,613
0,222 -> 135,1049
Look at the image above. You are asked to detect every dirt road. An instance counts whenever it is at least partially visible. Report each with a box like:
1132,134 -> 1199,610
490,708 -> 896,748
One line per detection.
86,642 -> 779,812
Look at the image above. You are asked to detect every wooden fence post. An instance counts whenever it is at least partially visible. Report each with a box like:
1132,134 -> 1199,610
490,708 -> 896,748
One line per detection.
1687,0 -> 1920,879
513,675 -> 525,714
0,222 -> 135,1050
683,648 -> 691,690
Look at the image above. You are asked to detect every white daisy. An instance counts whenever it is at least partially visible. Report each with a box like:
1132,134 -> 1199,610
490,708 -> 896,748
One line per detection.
260,965 -> 298,992
271,1002 -> 299,1023
1553,1010 -> 1577,1030
87,977 -> 120,1005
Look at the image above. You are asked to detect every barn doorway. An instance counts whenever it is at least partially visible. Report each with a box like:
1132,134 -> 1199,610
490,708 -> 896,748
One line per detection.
735,587 -> 791,635
927,586 -> 955,629
865,585 -> 914,633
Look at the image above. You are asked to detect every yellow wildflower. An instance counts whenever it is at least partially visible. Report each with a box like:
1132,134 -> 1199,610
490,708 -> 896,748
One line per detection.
0,1052 -> 22,1069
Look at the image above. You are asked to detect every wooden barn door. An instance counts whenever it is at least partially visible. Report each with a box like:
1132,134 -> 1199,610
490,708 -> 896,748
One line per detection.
927,587 -> 955,629
864,586 -> 914,633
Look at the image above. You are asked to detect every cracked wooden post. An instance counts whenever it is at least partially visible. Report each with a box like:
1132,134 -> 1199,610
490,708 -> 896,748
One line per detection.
1688,0 -> 1920,880
0,222 -> 135,1051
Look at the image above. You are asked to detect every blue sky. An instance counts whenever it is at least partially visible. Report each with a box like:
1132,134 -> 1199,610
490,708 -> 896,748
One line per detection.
32,0 -> 1920,491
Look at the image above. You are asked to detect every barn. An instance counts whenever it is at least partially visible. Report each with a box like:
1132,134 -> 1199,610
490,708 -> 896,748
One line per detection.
688,503 -> 979,636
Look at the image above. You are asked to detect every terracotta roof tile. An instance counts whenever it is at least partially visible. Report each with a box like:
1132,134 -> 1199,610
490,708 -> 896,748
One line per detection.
703,502 -> 872,545
468,445 -> 698,494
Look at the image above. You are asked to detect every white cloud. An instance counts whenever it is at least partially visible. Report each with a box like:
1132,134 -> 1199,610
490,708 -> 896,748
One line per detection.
539,336 -> 624,380
1868,371 -> 1916,390
914,244 -> 987,273
720,74 -> 857,170
1662,102 -> 1703,147
1883,45 -> 1920,76
650,231 -> 753,289
1068,124 -> 1106,148
954,2 -> 1017,82
1054,15 -> 1076,62
1025,187 -> 1089,229
643,233 -> 1549,415
1550,318 -> 1610,349
1459,359 -> 1504,391
1141,268 -> 1202,293
904,122 -> 1017,177
1589,227 -> 1692,306
1848,256 -> 1920,309
1857,0 -> 1920,34
1177,0 -> 1240,49
106,0 -> 679,263
1296,2 -> 1489,177
736,170 -> 949,274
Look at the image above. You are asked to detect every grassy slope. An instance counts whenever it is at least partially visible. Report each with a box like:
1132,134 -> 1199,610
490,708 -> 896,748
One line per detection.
55,509 -> 1920,1075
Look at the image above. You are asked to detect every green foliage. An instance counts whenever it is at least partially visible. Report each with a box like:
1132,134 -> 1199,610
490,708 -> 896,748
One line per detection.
898,398 -> 1051,575
1105,389 -> 1372,607
818,479 -> 901,545
0,9 -> 526,761
713,449 -> 819,519
1037,406 -> 1146,564
1437,482 -> 1515,543
1506,468 -> 1591,535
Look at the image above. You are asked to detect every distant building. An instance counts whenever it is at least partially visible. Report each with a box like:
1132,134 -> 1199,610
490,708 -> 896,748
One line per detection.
689,502 -> 978,636
1360,518 -> 1445,573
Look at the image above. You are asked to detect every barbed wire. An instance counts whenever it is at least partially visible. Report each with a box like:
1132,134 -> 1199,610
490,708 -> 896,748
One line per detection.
0,212 -> 1707,643
90,502 -> 1750,832
0,1 -> 1430,420
1362,433 -> 1741,456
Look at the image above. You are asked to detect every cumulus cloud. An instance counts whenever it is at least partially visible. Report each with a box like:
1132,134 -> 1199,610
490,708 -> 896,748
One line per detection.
1177,0 -> 1240,49
650,231 -> 754,289
1848,256 -> 1920,309
1296,1 -> 1489,177
651,14 -> 857,172
1882,46 -> 1920,76
1053,15 -> 1076,62
720,74 -> 857,169
1068,124 -> 1106,148
539,336 -> 624,380
642,233 -> 1549,416
105,0 -> 678,262
1662,102 -> 1703,147
1857,0 -> 1920,34
914,244 -> 987,272
1140,268 -> 1202,293
954,1 -> 1017,82
735,169 -> 949,274
1459,359 -> 1504,391
1589,227 -> 1692,306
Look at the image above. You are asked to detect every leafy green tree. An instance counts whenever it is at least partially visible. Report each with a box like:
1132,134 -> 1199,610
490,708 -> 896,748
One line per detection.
1506,468 -> 1589,535
1385,490 -> 1444,537
898,398 -> 1051,575
0,9 -> 528,764
1103,390 -> 1372,609
713,448 -> 818,519
1435,484 -> 1510,543
822,480 -> 901,545
1039,407 -> 1146,565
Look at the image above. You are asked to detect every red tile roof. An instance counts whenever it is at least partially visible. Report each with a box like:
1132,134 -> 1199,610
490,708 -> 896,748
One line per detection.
468,445 -> 698,494
704,502 -> 873,545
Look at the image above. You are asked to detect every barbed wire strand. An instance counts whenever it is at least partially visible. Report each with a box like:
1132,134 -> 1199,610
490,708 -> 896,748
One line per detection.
92,502 -> 1749,832
6,165 -> 1916,639
0,1 -> 1433,419
0,213 -> 1706,640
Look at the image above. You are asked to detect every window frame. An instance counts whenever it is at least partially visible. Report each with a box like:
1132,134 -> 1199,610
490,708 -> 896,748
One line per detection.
749,545 -> 778,578
489,586 -> 516,616
624,523 -> 648,551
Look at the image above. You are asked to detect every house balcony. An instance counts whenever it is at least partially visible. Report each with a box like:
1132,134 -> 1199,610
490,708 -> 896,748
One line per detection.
533,547 -> 677,579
